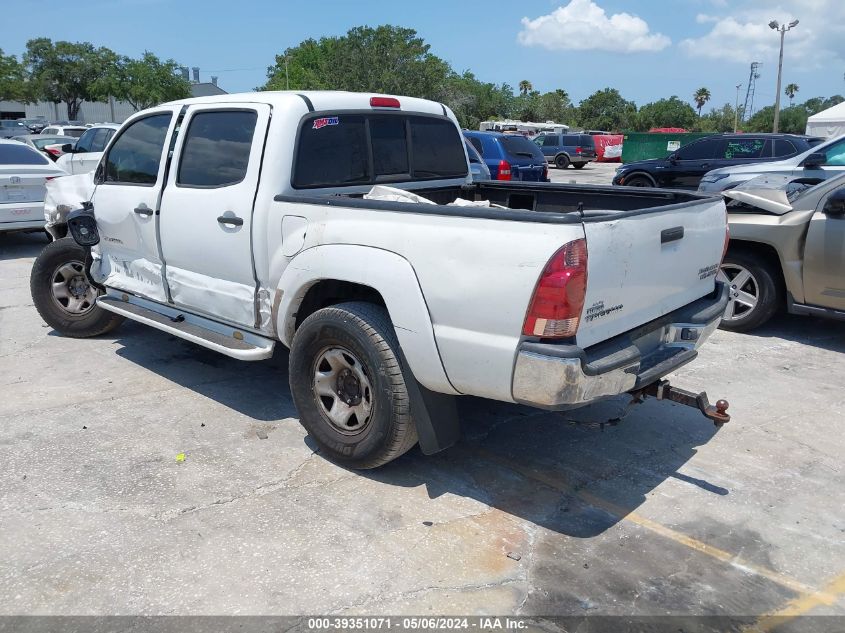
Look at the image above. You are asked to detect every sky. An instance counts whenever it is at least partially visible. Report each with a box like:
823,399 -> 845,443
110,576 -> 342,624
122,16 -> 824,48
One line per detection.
4,0 -> 844,114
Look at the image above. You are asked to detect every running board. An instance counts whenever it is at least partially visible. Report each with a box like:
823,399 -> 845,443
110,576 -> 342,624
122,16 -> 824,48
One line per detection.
97,293 -> 275,361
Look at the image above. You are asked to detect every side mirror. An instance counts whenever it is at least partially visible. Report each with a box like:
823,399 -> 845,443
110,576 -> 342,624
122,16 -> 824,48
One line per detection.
803,152 -> 826,169
668,154 -> 679,164
61,143 -> 74,153
823,188 -> 845,217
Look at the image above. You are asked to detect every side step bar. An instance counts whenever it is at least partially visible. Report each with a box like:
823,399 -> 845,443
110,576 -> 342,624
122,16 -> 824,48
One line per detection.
97,293 -> 276,361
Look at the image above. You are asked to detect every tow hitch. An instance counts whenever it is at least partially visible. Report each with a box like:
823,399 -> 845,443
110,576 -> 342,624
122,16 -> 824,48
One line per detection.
638,379 -> 730,427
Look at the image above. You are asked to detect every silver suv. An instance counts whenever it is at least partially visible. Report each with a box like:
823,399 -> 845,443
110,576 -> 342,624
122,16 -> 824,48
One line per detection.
699,133 -> 845,193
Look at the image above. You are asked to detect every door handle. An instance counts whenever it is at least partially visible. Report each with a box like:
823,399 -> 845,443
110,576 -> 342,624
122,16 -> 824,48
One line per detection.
217,215 -> 243,226
701,163 -> 710,169
133,206 -> 153,216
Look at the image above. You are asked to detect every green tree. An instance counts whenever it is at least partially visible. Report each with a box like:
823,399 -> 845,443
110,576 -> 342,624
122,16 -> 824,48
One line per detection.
0,48 -> 27,102
784,83 -> 799,106
693,87 -> 711,116
576,88 -> 637,132
696,103 -> 740,133
106,52 -> 191,112
518,80 -> 533,96
24,38 -> 118,120
636,96 -> 698,131
263,25 -> 450,99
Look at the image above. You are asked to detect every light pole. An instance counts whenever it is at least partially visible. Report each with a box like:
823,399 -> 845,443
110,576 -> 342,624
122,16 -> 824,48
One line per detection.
769,18 -> 799,133
734,83 -> 742,132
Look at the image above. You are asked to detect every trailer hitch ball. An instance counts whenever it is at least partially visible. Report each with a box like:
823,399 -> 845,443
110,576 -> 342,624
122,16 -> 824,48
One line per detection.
642,380 -> 731,427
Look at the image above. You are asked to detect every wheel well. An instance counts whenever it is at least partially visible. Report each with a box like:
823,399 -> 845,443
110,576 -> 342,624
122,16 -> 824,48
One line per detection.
294,280 -> 387,331
555,152 -> 571,161
726,239 -> 786,292
623,171 -> 657,186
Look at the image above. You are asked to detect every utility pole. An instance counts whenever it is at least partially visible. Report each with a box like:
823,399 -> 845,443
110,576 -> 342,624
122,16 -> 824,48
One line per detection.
734,84 -> 742,133
769,18 -> 799,133
285,56 -> 289,90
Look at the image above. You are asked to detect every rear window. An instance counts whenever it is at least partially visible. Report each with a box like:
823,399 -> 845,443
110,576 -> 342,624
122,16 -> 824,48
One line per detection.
294,114 -> 466,188
501,135 -> 544,160
64,129 -> 86,138
0,143 -> 50,165
177,110 -> 258,187
722,138 -> 766,159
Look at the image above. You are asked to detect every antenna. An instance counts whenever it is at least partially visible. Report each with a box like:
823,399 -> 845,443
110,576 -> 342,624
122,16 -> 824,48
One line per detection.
742,62 -> 761,122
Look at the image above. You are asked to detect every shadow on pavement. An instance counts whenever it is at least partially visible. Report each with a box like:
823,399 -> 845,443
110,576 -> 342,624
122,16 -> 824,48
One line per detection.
107,307 -> 722,539
0,231 -> 49,261
743,311 -> 845,353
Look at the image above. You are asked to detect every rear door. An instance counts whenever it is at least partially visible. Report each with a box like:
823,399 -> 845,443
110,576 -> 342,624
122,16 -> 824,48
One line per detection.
92,108 -> 179,303
158,104 -> 271,328
576,197 -> 727,348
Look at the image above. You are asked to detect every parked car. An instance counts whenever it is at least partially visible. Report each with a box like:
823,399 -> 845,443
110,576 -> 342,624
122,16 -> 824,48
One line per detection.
17,118 -> 48,134
699,133 -> 845,193
43,141 -> 77,161
533,132 -> 598,169
55,124 -> 119,175
0,140 -> 66,235
30,91 -> 730,469
464,138 -> 490,181
12,135 -> 74,161
614,134 -> 823,190
718,173 -> 845,331
464,130 -> 548,181
0,120 -> 29,139
39,125 -> 87,138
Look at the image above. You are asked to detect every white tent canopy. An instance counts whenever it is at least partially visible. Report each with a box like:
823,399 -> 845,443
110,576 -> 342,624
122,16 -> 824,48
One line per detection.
806,101 -> 845,138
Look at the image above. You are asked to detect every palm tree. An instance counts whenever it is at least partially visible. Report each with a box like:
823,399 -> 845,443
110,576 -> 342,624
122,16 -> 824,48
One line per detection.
785,83 -> 799,106
518,80 -> 533,96
693,87 -> 711,116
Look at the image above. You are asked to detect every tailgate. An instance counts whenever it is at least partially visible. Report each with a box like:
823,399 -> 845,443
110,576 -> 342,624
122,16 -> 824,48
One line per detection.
577,197 -> 726,348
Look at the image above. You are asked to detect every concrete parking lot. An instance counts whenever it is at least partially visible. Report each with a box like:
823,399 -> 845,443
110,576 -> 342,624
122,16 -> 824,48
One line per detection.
1,230 -> 844,624
547,160 -> 618,186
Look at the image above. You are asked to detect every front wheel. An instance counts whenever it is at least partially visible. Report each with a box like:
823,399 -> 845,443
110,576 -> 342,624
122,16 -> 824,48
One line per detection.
30,237 -> 124,337
288,301 -> 418,469
717,252 -> 781,332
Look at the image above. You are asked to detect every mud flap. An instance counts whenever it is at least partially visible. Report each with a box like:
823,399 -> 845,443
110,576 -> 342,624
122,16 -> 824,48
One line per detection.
396,348 -> 461,454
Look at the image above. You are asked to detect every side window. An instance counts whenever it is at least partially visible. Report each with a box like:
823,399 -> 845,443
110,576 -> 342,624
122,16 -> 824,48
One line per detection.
177,110 -> 258,187
823,139 -> 845,166
370,116 -> 409,178
104,114 -> 172,185
774,139 -> 797,157
88,128 -> 111,153
74,128 -> 97,153
409,117 -> 467,178
294,115 -> 369,188
469,136 -> 484,156
677,139 -> 717,160
722,138 -> 766,159
543,135 -> 558,147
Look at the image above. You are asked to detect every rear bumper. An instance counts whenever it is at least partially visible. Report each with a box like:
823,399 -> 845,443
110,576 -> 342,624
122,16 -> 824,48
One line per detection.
511,282 -> 729,409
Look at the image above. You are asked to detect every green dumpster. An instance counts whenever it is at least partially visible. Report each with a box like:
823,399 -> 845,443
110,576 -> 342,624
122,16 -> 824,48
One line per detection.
621,133 -> 713,163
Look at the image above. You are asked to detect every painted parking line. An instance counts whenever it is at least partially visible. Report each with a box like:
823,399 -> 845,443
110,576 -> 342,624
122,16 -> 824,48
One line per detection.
474,448 -> 832,601
750,571 -> 845,632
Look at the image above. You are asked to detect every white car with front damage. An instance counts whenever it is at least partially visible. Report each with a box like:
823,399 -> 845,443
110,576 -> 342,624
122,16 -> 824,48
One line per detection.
30,91 -> 732,469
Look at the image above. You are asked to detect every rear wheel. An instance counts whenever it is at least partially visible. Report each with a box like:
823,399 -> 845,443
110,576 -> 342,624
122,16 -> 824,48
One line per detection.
717,252 -> 781,332
554,154 -> 570,169
289,301 -> 418,469
30,237 -> 124,337
572,163 -> 586,170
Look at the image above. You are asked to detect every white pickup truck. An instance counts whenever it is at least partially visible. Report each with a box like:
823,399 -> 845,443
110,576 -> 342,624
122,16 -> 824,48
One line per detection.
31,91 -> 731,468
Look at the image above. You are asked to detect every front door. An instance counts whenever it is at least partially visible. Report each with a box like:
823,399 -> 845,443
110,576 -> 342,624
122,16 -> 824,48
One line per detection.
802,186 -> 845,310
158,104 -> 271,328
93,109 -> 179,302
671,138 -> 720,189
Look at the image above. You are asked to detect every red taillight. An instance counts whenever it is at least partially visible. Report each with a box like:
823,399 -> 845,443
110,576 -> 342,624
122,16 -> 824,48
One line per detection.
45,176 -> 56,181
542,163 -> 548,180
370,96 -> 400,108
522,239 -> 588,338
46,148 -> 61,156
496,160 -> 512,181
575,146 -> 582,155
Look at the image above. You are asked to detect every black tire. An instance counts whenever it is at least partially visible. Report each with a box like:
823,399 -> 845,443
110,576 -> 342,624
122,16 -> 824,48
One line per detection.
554,154 -> 570,169
572,162 -> 586,170
30,237 -> 124,338
289,301 -> 418,469
624,174 -> 654,187
718,250 -> 782,332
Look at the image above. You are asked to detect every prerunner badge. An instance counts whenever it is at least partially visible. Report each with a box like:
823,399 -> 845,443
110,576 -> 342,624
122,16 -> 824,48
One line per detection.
313,116 -> 339,130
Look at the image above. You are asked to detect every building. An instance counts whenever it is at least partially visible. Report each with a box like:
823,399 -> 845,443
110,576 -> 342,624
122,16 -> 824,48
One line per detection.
0,67 -> 227,123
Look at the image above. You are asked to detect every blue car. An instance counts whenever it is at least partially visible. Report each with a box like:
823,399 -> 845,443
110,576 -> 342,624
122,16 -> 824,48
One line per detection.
463,130 -> 549,182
